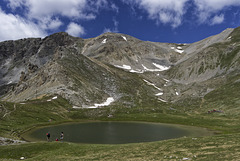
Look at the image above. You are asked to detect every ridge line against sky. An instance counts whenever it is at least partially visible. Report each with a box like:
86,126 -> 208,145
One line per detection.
0,0 -> 240,43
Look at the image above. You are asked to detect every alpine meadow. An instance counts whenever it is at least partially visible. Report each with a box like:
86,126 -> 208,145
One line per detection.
1,26 -> 240,160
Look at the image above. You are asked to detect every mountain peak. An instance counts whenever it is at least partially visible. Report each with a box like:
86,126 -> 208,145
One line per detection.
97,32 -> 130,42
1,27 -> 240,108
43,32 -> 82,47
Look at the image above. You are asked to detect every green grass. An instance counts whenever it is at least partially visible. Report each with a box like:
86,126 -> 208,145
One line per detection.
1,133 -> 240,160
1,72 -> 240,160
0,96 -> 72,138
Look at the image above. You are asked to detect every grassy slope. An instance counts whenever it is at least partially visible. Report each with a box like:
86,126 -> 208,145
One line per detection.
1,79 -> 240,160
1,80 -> 240,161
1,133 -> 240,160
0,96 -> 72,138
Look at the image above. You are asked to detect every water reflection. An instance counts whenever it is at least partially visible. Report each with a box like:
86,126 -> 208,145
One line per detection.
23,122 -> 211,144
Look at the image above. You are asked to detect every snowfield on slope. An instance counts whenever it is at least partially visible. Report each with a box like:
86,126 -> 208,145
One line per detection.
102,38 -> 107,43
73,97 -> 115,109
121,35 -> 127,41
170,46 -> 184,53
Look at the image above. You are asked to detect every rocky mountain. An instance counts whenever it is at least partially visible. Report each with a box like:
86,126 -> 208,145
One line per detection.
0,27 -> 240,109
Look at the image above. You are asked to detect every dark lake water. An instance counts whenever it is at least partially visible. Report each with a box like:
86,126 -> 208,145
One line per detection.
23,122 -> 212,144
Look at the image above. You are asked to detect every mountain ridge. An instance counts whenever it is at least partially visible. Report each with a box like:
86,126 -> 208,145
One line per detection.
1,27 -> 240,109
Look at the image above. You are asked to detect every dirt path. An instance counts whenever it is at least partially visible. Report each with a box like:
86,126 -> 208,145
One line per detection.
2,104 -> 16,118
0,137 -> 25,145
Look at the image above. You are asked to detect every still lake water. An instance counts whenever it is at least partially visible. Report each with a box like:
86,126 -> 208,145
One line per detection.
23,122 -> 211,144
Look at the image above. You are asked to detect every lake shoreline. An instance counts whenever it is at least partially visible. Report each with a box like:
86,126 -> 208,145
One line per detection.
21,120 -> 215,144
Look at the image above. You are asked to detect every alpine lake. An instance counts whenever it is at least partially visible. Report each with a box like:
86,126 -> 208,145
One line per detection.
22,121 -> 213,144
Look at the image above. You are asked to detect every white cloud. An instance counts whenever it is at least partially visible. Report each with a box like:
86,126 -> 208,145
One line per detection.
102,18 -> 119,33
66,22 -> 85,37
39,17 -> 63,30
194,0 -> 240,24
5,0 -> 24,10
5,0 -> 109,32
211,14 -> 224,25
122,0 -> 189,28
194,0 -> 240,12
122,0 -> 240,27
0,8 -> 45,41
6,0 -> 108,20
110,3 -> 119,13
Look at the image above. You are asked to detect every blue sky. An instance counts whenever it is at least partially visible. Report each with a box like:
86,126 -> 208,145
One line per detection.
0,0 -> 240,43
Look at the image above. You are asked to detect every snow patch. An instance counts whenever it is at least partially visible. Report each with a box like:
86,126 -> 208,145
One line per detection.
227,36 -> 231,40
175,89 -> 179,95
7,81 -> 12,84
114,64 -> 132,70
130,69 -> 144,73
158,98 -> 167,102
102,38 -> 107,43
143,79 -> 162,91
52,96 -> 58,100
114,64 -> 145,73
152,63 -> 170,71
87,97 -> 114,108
142,64 -> 170,72
171,46 -> 184,53
155,92 -> 163,96
121,35 -> 127,41
114,63 -> 170,74
175,49 -> 184,53
46,96 -> 57,102
72,106 -> 81,109
163,78 -> 169,82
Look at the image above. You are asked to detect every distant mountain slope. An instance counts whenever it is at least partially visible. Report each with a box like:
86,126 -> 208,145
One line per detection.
1,27 -> 240,109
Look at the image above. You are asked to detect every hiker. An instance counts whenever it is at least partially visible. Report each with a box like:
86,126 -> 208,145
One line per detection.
60,132 -> 64,141
56,138 -> 59,141
46,132 -> 50,142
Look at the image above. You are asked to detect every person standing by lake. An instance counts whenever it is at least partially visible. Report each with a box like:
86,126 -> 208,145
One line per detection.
46,132 -> 50,142
60,132 -> 64,141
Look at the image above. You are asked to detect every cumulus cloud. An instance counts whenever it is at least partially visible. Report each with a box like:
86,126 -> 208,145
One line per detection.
5,0 -> 109,31
194,0 -> 240,24
0,8 -> 45,41
6,0 -> 108,20
1,0 -> 111,40
5,0 -> 24,10
66,22 -> 85,37
122,0 -> 240,27
211,14 -> 225,25
122,0 -> 189,28
38,17 -> 63,30
194,0 -> 240,12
